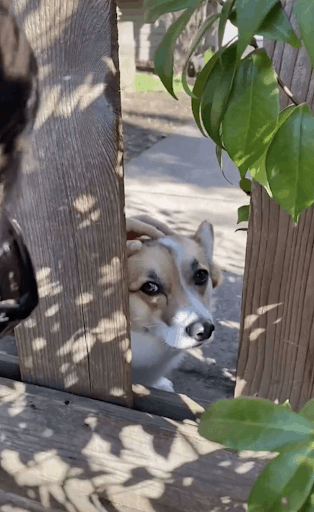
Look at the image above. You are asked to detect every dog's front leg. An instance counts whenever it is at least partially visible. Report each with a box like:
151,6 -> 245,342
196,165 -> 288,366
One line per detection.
153,377 -> 175,393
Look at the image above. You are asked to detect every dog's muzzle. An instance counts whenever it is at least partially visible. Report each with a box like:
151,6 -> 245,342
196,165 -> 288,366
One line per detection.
186,320 -> 215,342
0,215 -> 38,337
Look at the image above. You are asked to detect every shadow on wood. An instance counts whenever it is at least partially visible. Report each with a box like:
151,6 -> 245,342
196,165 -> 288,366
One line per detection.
236,1 -> 314,411
11,0 -> 133,406
0,376 -> 269,512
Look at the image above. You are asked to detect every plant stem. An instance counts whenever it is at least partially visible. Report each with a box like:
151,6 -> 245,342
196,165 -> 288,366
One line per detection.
276,75 -> 299,106
251,38 -> 299,106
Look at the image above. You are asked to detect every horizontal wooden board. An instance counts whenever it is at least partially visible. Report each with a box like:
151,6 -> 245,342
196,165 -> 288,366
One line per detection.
0,343 -> 210,422
0,376 -> 269,512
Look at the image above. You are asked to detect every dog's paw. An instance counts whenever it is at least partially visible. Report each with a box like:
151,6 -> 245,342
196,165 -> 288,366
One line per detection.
154,377 -> 175,393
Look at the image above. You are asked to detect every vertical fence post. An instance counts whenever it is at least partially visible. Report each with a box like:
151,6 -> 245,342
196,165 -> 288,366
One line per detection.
236,0 -> 314,410
12,0 -> 133,406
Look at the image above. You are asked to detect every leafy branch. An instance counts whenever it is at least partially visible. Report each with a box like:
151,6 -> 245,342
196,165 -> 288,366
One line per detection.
199,397 -> 314,511
143,0 -> 314,224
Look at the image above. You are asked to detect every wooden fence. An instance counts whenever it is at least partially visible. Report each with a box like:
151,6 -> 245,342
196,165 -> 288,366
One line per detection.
0,0 -> 308,510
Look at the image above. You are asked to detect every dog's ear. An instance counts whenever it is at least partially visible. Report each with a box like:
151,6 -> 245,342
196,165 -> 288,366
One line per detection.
209,261 -> 223,289
193,220 -> 214,262
193,220 -> 222,289
132,215 -> 174,236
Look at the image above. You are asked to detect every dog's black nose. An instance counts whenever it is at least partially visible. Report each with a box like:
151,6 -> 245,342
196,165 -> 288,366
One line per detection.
186,321 -> 215,342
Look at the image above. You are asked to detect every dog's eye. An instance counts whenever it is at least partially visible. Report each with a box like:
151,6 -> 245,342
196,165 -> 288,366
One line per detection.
193,269 -> 209,286
140,281 -> 162,296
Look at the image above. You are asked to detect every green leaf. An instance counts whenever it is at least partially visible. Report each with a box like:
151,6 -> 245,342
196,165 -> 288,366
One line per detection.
229,9 -> 237,27
144,0 -> 201,23
216,145 -> 222,169
218,0 -> 236,52
294,0 -> 314,69
154,7 -> 197,99
236,0 -> 278,60
249,105 -> 296,195
201,43 -> 237,147
300,399 -> 314,423
249,152 -> 270,193
248,440 -> 314,512
300,486 -> 314,512
181,13 -> 220,98
237,205 -> 250,223
229,1 -> 301,50
281,399 -> 292,410
239,177 -> 251,195
266,103 -> 314,222
222,49 -> 279,177
257,1 -> 301,48
198,397 -> 314,452
191,50 -> 222,135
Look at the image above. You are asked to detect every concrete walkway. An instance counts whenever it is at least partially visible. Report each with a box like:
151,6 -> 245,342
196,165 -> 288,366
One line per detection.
124,122 -> 248,401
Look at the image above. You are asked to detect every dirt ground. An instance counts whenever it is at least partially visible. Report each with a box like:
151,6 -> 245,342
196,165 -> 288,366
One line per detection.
121,89 -> 194,162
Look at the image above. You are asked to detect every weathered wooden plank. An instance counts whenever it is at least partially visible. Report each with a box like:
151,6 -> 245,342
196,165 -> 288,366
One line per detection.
133,384 -> 210,421
0,491 -> 65,512
236,0 -> 314,410
11,0 -> 132,406
0,340 -> 210,421
0,376 -> 268,512
0,489 -> 140,512
236,181 -> 314,410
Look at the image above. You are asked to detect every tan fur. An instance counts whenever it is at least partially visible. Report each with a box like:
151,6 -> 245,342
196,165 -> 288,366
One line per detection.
127,217 -> 222,391
130,215 -> 222,289
128,239 -> 211,333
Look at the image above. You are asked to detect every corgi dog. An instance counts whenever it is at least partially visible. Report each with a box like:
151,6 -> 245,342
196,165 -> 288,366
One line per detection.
127,216 -> 222,392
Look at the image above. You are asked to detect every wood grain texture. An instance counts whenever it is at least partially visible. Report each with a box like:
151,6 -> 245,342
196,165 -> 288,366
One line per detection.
0,376 -> 269,512
11,0 -> 132,406
236,0 -> 314,411
236,181 -> 314,410
0,342 -> 211,420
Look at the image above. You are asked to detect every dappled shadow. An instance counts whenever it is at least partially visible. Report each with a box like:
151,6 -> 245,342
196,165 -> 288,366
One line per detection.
0,1 -> 256,509
0,377 -> 267,511
10,0 -> 132,406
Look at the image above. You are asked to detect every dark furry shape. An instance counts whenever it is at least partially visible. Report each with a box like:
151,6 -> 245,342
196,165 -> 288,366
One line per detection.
0,0 -> 39,205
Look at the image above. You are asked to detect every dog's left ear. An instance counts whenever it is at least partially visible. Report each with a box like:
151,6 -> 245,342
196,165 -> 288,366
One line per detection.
193,220 -> 214,262
193,220 -> 222,289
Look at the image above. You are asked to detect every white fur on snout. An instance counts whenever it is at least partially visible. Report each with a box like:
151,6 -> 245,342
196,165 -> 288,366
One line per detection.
175,309 -> 198,327
159,236 -> 214,347
187,294 -> 214,324
160,324 -> 197,349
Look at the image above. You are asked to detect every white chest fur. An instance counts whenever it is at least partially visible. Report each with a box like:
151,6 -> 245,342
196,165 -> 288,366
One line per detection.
131,330 -> 185,390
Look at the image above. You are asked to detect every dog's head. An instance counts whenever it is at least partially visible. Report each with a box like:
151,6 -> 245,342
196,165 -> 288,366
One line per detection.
128,217 -> 222,350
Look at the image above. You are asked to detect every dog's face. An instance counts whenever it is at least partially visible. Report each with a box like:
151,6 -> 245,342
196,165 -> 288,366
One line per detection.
128,221 -> 221,350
